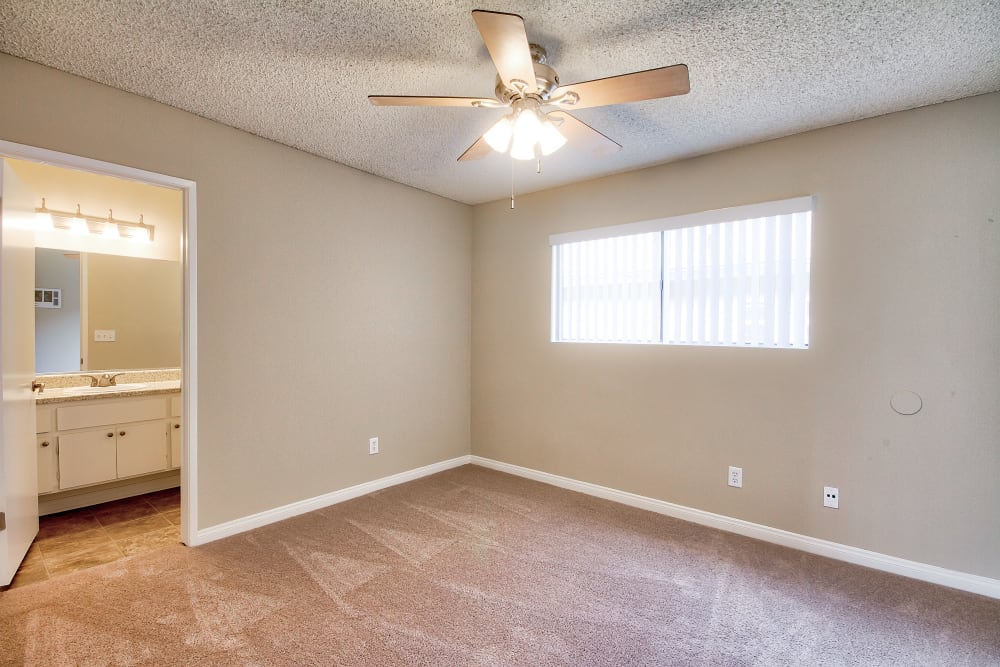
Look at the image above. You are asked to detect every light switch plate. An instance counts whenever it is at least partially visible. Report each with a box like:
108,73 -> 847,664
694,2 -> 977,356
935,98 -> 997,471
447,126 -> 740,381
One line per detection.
94,329 -> 116,342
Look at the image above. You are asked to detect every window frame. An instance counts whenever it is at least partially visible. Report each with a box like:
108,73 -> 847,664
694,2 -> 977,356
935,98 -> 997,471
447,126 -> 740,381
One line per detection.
550,196 -> 814,348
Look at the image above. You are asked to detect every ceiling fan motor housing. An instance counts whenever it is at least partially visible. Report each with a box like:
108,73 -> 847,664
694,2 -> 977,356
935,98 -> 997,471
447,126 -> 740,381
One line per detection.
495,43 -> 560,103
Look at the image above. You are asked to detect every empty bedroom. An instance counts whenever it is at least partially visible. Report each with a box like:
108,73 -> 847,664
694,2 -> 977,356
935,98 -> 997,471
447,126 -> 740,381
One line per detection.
0,1 -> 998,665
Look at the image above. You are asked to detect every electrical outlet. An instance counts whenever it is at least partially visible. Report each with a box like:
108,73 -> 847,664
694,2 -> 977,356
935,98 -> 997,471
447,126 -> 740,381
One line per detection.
369,437 -> 379,455
728,466 -> 743,488
94,329 -> 116,342
823,486 -> 839,509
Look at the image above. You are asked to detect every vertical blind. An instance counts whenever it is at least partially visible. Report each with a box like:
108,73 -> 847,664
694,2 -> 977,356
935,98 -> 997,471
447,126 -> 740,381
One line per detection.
551,197 -> 813,348
550,231 -> 662,343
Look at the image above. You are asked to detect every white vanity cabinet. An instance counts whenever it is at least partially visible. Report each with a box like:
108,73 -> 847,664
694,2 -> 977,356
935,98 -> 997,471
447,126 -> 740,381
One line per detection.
37,435 -> 59,493
169,395 -> 181,469
116,420 -> 169,478
41,394 -> 175,493
36,406 -> 58,494
58,428 -> 119,488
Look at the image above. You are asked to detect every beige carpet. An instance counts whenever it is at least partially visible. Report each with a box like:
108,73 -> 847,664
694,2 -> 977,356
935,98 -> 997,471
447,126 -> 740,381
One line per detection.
1,465 -> 998,666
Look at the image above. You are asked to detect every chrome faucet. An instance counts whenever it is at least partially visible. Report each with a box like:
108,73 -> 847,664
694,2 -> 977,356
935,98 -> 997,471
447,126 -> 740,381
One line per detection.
84,372 -> 125,387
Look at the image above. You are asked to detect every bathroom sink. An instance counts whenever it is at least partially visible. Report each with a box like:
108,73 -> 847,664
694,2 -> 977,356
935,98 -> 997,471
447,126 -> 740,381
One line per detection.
63,382 -> 149,394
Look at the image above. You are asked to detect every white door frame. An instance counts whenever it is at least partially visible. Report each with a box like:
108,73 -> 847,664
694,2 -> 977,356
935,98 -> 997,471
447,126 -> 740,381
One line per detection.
0,140 -> 199,546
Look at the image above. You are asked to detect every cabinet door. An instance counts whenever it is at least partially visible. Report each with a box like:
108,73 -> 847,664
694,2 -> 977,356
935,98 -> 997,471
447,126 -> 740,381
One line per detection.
37,435 -> 58,494
169,420 -> 181,469
117,420 -> 169,478
58,429 -> 118,489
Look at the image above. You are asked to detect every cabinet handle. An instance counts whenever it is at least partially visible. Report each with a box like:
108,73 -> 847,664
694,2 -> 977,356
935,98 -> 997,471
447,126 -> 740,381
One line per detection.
41,441 -> 50,447
119,430 -> 126,437
107,432 -> 114,438
174,423 -> 181,429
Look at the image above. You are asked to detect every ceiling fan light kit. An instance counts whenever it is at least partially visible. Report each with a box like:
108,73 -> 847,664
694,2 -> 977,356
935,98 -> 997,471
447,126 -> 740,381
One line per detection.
369,9 -> 690,168
484,97 -> 567,160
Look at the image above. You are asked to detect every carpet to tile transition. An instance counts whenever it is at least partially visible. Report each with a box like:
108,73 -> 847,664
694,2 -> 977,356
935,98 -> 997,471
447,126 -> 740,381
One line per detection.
1,465 -> 998,666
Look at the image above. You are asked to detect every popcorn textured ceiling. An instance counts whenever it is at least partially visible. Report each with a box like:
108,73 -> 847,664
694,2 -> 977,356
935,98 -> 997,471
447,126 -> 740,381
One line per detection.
1,1 -> 998,205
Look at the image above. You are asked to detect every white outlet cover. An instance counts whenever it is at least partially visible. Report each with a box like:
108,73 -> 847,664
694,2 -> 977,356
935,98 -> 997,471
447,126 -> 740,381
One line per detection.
824,486 -> 839,509
369,437 -> 379,455
728,466 -> 743,488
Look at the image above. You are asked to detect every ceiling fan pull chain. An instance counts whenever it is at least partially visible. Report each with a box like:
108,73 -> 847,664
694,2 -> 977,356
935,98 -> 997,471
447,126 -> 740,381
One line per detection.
510,159 -> 516,209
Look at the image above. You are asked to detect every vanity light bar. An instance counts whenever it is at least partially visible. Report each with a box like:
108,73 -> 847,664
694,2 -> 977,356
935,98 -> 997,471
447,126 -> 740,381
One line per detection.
34,199 -> 154,243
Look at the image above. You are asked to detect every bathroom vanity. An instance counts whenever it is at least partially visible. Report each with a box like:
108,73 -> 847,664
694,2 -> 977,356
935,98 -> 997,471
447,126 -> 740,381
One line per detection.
34,374 -> 181,515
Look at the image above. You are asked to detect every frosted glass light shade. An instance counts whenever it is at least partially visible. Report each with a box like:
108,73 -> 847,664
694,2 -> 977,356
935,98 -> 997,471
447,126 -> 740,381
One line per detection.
485,105 -> 568,160
34,211 -> 53,230
538,119 -> 566,156
510,109 -> 543,160
509,134 -> 536,160
129,226 -> 151,243
512,108 -> 542,145
483,116 -> 513,152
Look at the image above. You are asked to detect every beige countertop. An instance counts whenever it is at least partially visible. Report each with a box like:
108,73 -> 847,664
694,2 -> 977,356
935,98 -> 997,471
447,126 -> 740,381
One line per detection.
37,380 -> 181,405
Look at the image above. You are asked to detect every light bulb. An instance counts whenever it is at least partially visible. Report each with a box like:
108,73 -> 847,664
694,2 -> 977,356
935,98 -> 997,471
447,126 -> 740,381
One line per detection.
35,198 -> 54,230
102,222 -> 121,239
129,215 -> 151,243
35,211 -> 53,230
512,108 -> 542,146
509,108 -> 544,160
509,132 -> 536,160
69,204 -> 88,235
483,116 -> 513,153
538,118 -> 567,156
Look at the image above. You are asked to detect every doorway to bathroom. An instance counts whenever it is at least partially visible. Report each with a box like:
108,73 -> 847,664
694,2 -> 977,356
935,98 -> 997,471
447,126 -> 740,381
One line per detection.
0,141 -> 198,585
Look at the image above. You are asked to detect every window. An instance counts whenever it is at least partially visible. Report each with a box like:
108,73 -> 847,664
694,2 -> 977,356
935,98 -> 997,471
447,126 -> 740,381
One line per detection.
551,196 -> 813,348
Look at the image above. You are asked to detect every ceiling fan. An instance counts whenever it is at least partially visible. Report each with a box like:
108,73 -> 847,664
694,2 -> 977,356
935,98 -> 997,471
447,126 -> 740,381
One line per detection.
369,9 -> 690,163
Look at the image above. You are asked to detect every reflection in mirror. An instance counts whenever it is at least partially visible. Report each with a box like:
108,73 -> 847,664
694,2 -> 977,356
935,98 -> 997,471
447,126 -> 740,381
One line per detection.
34,248 -> 181,374
34,249 -> 81,373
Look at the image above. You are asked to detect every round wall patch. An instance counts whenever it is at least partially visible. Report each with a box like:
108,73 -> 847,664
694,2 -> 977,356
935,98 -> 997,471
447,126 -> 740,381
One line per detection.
890,391 -> 922,415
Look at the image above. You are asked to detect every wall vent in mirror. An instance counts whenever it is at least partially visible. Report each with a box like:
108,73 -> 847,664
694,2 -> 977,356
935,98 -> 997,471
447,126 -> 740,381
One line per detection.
34,288 -> 62,309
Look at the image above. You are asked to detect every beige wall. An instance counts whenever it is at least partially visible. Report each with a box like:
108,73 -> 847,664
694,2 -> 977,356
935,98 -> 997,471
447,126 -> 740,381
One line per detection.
85,253 -> 181,370
471,93 -> 1000,579
0,54 -> 472,528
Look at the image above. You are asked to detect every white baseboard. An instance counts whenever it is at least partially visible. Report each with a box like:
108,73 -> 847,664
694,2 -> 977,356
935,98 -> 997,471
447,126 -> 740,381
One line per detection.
192,456 -> 472,546
188,453 -> 999,599
39,470 -> 181,516
470,456 -> 1000,600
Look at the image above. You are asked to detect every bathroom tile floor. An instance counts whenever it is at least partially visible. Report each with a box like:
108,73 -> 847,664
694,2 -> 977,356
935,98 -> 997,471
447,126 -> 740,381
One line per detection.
6,487 -> 181,589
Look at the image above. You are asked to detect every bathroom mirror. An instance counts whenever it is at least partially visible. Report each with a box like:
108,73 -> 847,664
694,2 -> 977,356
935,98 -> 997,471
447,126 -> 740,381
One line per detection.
35,248 -> 181,373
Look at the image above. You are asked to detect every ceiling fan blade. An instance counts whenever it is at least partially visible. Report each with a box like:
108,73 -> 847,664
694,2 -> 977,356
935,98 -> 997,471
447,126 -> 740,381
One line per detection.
550,64 -> 689,110
369,95 -> 498,108
471,10 -> 537,95
457,135 -> 493,162
548,111 -> 621,157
